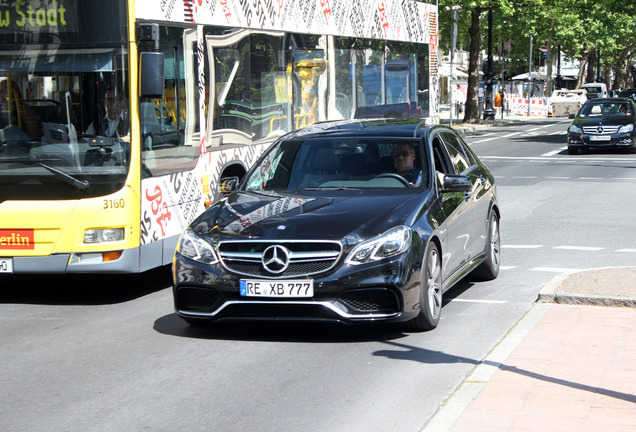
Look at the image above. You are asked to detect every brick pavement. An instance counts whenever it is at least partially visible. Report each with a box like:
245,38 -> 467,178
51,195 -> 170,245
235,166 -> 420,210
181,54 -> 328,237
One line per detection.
423,267 -> 636,432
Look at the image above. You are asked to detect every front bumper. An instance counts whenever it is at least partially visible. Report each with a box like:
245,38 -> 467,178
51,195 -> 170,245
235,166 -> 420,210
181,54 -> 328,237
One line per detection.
172,252 -> 422,325
568,132 -> 635,150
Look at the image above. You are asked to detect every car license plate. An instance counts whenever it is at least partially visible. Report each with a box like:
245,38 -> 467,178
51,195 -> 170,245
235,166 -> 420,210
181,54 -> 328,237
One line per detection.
240,279 -> 313,298
0,258 -> 13,273
589,135 -> 611,141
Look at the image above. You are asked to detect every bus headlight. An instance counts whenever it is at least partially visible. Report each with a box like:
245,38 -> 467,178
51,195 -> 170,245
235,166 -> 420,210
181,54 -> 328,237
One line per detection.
84,228 -> 125,243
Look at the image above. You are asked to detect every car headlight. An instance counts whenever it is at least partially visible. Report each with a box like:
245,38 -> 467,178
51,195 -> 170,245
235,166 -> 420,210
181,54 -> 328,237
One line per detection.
569,124 -> 582,134
619,124 -> 634,133
346,226 -> 412,265
176,229 -> 218,264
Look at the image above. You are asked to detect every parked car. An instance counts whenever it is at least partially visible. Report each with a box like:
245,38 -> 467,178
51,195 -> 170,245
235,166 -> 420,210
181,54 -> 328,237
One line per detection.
172,119 -> 500,331
140,102 -> 183,150
567,97 -> 636,155
581,82 -> 608,99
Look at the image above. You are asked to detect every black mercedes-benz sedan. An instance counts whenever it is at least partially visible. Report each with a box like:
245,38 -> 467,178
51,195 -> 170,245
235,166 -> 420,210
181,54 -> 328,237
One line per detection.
172,119 -> 500,331
567,97 -> 636,155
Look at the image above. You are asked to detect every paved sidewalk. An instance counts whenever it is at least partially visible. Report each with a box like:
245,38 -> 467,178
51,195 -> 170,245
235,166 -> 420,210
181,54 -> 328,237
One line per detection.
423,267 -> 636,432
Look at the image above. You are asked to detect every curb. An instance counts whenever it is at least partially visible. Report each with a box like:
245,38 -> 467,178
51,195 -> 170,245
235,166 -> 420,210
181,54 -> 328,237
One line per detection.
537,266 -> 636,308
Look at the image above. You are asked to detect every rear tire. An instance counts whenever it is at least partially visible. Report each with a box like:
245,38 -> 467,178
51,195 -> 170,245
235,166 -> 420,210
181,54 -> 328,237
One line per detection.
403,242 -> 442,332
471,210 -> 500,281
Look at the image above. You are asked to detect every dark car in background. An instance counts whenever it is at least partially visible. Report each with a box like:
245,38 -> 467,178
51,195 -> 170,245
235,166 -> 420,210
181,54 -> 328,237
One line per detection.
567,98 -> 636,155
172,119 -> 500,331
618,89 -> 636,101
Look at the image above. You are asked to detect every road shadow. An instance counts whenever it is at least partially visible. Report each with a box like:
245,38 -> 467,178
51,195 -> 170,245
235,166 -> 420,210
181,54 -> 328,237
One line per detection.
153,312 -> 408,343
0,265 -> 172,305
373,337 -> 636,405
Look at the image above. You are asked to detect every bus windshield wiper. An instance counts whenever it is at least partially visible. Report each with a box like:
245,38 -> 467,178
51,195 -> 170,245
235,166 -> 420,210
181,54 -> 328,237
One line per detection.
0,156 -> 90,191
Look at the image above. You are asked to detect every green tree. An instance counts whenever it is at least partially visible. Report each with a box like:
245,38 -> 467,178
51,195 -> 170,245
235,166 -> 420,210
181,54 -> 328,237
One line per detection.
437,0 -> 636,123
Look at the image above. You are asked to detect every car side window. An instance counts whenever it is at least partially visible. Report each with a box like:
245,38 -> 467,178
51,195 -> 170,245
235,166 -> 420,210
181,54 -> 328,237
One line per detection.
439,131 -> 475,174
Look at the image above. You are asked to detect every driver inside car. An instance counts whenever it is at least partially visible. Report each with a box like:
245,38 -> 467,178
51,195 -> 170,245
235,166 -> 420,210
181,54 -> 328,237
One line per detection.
391,143 -> 421,185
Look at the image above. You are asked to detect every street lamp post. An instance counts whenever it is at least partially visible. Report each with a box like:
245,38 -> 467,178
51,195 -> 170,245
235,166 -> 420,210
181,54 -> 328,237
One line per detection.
483,7 -> 495,120
446,5 -> 461,127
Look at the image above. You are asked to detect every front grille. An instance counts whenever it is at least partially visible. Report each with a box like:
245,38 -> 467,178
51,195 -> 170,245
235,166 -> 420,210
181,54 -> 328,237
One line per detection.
339,288 -> 400,314
175,286 -> 224,313
217,303 -> 343,321
583,126 -> 620,134
218,240 -> 342,278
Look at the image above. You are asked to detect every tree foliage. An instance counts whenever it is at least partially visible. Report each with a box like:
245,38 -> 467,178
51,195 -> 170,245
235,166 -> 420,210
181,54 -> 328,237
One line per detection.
437,0 -> 636,123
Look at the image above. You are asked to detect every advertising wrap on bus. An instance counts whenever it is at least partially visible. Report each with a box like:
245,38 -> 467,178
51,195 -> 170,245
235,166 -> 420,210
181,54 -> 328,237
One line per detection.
0,0 -> 439,274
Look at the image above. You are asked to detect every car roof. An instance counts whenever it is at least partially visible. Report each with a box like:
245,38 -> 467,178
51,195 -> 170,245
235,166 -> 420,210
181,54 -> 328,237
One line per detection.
584,97 -> 633,104
284,118 -> 445,140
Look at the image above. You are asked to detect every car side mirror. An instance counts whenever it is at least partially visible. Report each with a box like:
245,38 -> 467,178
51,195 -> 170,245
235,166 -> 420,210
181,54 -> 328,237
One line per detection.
441,174 -> 472,193
568,113 -> 576,119
219,176 -> 239,194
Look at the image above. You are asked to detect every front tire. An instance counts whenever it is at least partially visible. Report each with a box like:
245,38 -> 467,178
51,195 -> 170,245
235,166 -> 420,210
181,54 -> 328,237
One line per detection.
403,242 -> 442,332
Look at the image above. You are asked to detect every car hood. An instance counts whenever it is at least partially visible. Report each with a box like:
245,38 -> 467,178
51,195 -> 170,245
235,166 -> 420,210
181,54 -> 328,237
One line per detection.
572,115 -> 634,128
191,189 -> 431,243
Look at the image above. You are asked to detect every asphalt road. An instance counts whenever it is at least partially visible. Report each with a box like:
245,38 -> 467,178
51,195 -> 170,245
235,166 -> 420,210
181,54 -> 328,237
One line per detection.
2,117 -> 635,432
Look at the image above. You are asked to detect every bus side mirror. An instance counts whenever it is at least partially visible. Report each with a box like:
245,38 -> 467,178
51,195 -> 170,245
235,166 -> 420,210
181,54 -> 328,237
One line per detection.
139,52 -> 165,98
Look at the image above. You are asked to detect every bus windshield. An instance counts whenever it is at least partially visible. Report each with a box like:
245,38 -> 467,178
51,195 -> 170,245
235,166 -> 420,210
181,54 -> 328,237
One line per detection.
0,46 -> 129,201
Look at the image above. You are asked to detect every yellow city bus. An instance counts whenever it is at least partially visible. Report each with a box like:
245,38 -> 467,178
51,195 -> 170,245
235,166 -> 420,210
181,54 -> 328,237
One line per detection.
0,0 -> 439,274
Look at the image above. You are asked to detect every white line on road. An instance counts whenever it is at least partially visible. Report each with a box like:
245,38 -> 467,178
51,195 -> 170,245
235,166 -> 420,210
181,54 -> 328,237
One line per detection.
542,147 -> 567,156
531,267 -> 583,274
450,299 -> 508,304
554,246 -> 605,251
500,266 -> 517,270
502,132 -> 522,138
617,249 -> 636,253
502,245 -> 544,249
472,137 -> 499,143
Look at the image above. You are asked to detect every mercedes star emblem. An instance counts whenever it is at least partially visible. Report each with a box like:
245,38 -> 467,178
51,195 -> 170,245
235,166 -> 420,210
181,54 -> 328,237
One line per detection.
597,126 -> 604,134
262,245 -> 290,274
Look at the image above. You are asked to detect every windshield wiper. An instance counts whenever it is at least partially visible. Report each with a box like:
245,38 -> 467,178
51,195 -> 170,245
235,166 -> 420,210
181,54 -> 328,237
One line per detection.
303,186 -> 359,191
0,157 -> 90,191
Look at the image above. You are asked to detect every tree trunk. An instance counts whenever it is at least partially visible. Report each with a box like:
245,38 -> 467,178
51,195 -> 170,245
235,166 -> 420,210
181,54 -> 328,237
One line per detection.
576,46 -> 589,88
586,47 -> 596,83
545,34 -> 553,96
463,7 -> 482,123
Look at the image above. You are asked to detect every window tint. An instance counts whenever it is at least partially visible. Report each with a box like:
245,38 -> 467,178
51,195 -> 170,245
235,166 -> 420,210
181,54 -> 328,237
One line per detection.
439,131 -> 474,174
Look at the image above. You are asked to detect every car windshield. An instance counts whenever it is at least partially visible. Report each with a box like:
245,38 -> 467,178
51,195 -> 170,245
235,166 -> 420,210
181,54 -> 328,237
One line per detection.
243,137 -> 429,192
578,102 -> 633,118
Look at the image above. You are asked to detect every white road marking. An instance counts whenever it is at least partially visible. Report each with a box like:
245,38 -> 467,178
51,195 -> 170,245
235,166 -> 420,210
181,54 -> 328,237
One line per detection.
451,299 -> 508,304
617,249 -> 636,253
499,266 -> 517,270
502,132 -> 522,138
472,137 -> 499,143
554,246 -> 605,251
480,156 -> 636,162
502,245 -> 544,249
531,267 -> 583,274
